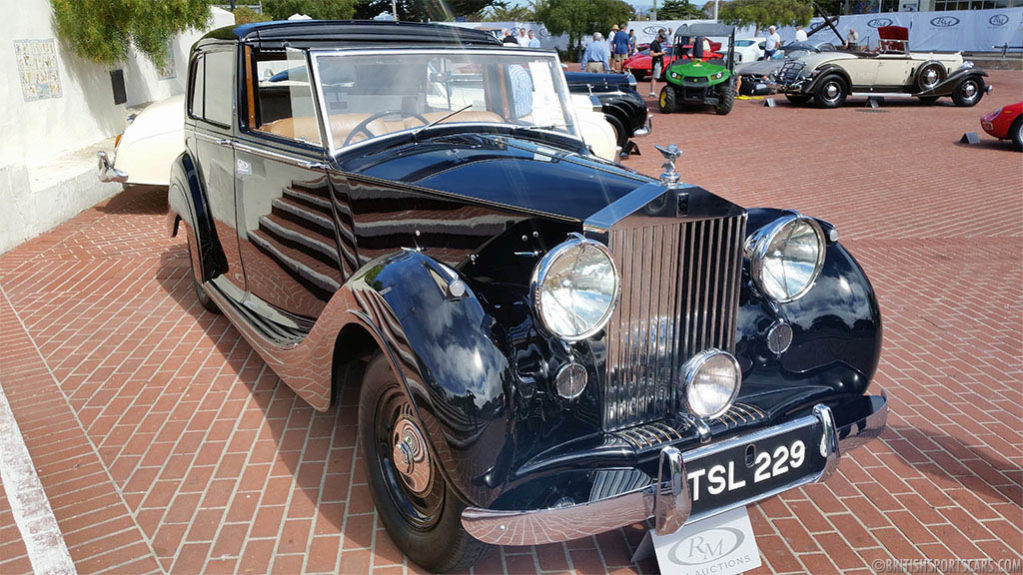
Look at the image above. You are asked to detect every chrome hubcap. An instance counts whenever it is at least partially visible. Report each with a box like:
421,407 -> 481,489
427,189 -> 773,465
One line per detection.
825,83 -> 840,100
924,69 -> 938,86
392,418 -> 431,495
963,82 -> 977,98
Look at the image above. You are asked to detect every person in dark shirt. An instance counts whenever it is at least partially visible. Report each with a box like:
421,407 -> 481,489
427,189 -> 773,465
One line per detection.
612,25 -> 631,72
648,29 -> 666,97
502,30 -> 518,45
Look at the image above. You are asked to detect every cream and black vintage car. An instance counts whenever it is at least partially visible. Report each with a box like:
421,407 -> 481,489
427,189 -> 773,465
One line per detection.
776,26 -> 990,108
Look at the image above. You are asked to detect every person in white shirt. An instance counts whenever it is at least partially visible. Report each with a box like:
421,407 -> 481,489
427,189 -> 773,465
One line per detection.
764,26 -> 781,58
795,25 -> 808,42
516,28 -> 530,47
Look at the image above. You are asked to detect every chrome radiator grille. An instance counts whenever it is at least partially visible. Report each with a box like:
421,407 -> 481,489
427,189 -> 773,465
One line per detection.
778,61 -> 805,84
603,214 -> 747,431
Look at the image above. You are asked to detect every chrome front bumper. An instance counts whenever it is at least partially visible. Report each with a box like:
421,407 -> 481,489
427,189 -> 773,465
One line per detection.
462,392 -> 888,546
97,151 -> 127,183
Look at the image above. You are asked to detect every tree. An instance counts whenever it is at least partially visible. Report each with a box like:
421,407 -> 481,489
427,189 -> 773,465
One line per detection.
481,0 -> 535,21
351,0 -> 495,21
717,0 -> 812,34
536,0 -> 634,54
263,0 -> 357,20
657,0 -> 705,19
233,6 -> 271,24
51,0 -> 211,68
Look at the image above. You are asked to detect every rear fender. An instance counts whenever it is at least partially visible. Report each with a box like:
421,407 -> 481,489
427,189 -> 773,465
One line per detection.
167,151 -> 227,282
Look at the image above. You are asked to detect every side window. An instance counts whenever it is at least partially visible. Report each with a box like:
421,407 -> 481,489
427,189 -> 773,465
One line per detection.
245,49 -> 322,145
190,55 -> 205,119
204,50 -> 234,127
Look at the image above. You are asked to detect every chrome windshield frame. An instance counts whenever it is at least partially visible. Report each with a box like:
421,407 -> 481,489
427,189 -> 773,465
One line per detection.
307,47 -> 581,157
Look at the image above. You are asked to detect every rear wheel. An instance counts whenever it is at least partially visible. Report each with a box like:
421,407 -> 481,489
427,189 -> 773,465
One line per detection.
815,75 -> 847,108
714,81 -> 735,115
952,77 -> 983,107
186,236 -> 219,314
659,86 -> 677,114
1010,117 -> 1023,151
785,93 -> 811,105
359,353 -> 490,572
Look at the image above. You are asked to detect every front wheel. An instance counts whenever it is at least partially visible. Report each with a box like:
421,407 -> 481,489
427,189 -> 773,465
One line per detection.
358,353 -> 490,572
952,77 -> 983,107
714,81 -> 735,115
815,75 -> 848,108
659,86 -> 677,114
1010,117 -> 1023,151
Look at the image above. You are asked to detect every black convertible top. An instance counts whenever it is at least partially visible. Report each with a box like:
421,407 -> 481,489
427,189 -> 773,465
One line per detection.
199,20 -> 504,49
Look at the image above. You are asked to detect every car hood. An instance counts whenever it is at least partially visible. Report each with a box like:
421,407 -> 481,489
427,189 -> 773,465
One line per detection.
736,59 -> 784,76
337,132 -> 652,222
796,51 -> 859,68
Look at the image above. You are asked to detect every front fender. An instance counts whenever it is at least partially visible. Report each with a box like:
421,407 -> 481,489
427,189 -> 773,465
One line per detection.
343,250 -> 516,507
806,64 -> 852,94
918,67 -> 988,97
736,208 -> 882,403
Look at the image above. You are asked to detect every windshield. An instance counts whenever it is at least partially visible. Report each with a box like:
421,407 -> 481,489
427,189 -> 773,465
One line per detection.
735,40 -> 756,47
312,50 -> 577,152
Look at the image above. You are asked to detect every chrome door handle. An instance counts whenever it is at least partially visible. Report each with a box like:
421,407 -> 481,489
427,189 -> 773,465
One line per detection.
216,138 -> 233,147
297,160 -> 328,170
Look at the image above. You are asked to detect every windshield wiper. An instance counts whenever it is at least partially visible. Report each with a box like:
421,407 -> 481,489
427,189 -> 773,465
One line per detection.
411,104 -> 473,142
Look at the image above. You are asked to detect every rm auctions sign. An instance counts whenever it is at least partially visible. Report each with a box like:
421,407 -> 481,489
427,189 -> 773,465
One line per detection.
929,15 -> 961,27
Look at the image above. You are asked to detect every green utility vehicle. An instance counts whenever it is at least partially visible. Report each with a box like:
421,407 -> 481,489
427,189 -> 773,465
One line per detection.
659,23 -> 737,115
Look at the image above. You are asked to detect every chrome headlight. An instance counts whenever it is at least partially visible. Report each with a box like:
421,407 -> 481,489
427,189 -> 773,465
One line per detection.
746,214 -> 826,303
531,234 -> 619,341
682,349 -> 741,419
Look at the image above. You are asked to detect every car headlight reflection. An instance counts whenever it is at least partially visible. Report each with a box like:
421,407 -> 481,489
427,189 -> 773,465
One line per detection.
746,214 -> 826,303
531,234 -> 619,341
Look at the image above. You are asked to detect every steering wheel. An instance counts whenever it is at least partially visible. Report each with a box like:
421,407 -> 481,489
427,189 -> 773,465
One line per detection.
343,110 -> 429,146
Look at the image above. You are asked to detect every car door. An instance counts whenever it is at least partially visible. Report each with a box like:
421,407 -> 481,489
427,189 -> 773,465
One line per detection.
874,53 -> 915,88
190,47 -> 246,291
233,46 -> 344,320
836,57 -> 880,89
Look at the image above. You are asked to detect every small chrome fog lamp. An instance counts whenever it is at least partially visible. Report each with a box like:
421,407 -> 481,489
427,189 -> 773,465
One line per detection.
681,349 -> 742,419
555,362 -> 588,399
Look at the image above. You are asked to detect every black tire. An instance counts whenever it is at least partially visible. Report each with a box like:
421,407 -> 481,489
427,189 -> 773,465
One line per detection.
631,69 -> 646,81
659,86 -> 676,114
186,237 -> 219,314
815,75 -> 847,108
785,93 -> 811,105
915,63 -> 945,92
918,96 -> 940,105
714,80 -> 735,115
952,77 -> 983,107
1010,116 -> 1023,152
358,353 -> 490,572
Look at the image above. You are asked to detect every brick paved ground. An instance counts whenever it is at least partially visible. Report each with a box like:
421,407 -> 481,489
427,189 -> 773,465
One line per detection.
0,71 -> 1020,575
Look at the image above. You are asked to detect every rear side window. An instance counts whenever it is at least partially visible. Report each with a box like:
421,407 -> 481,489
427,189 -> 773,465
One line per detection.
189,49 -> 233,127
204,51 -> 234,126
190,56 -> 205,119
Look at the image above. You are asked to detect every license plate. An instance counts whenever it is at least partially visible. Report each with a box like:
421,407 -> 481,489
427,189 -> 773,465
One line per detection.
684,418 -> 826,516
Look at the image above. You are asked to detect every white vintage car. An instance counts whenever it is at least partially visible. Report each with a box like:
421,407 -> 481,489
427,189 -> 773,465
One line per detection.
732,37 -> 765,64
775,26 -> 990,108
99,90 -> 620,188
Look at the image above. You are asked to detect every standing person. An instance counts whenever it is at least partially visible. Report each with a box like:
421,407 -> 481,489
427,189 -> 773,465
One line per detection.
845,28 -> 859,50
764,25 -> 781,59
648,29 -> 666,97
667,27 -> 674,41
628,29 -> 637,55
502,29 -> 518,45
612,24 -> 630,72
517,27 -> 530,47
795,25 -> 808,42
527,30 -> 541,48
609,24 -> 619,46
581,32 -> 611,73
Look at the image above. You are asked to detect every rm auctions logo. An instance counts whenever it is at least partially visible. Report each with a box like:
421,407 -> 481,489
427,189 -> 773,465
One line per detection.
667,527 -> 747,566
988,13 -> 1009,26
643,25 -> 663,35
867,17 -> 894,28
930,16 -> 960,27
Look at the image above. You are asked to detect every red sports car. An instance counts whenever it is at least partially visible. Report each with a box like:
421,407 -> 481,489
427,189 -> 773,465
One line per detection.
980,101 -> 1023,150
624,40 -> 722,80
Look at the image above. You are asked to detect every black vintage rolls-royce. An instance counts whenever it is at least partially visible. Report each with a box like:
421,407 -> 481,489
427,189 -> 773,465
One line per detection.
168,20 -> 888,572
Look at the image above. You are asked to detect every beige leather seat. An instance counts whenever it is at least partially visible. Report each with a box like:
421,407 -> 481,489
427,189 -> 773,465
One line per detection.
260,110 -> 504,147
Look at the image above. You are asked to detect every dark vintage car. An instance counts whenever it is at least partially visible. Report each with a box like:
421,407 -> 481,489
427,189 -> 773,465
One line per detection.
169,20 -> 888,572
564,71 -> 651,153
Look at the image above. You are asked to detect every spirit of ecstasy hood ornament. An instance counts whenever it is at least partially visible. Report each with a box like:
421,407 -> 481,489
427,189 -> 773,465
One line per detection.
655,144 -> 682,188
